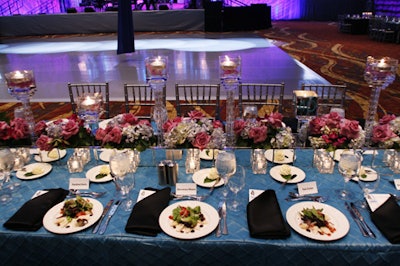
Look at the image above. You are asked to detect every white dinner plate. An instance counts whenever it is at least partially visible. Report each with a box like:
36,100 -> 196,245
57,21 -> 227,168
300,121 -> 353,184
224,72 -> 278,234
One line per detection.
192,168 -> 224,188
269,165 -> 306,183
34,149 -> 67,162
199,149 -> 219,160
99,149 -> 128,162
286,202 -> 350,241
264,149 -> 295,164
15,163 -> 52,180
159,200 -> 219,240
86,164 -> 113,183
352,167 -> 378,182
43,198 -> 103,234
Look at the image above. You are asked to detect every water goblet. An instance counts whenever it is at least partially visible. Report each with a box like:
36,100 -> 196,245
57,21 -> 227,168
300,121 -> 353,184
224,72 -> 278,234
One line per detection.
337,150 -> 361,200
227,165 -> 245,212
215,149 -> 236,198
109,152 -> 134,211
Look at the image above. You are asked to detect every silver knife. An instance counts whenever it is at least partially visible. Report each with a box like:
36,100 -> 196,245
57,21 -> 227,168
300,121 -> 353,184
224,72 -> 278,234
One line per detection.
222,201 -> 228,235
215,201 -> 224,237
350,202 -> 376,239
99,200 -> 121,235
92,199 -> 114,234
345,202 -> 368,237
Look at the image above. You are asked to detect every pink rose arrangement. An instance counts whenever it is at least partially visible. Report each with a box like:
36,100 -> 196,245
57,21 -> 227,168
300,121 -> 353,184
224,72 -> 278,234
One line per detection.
234,112 -> 294,149
163,110 -> 226,150
35,114 -> 94,151
308,112 -> 365,151
0,117 -> 31,146
95,113 -> 156,151
371,114 -> 400,149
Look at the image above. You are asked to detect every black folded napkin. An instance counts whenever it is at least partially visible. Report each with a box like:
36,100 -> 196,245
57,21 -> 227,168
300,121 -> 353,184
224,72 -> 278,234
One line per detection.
370,195 -> 400,244
125,187 -> 171,237
247,189 -> 291,239
3,188 -> 69,231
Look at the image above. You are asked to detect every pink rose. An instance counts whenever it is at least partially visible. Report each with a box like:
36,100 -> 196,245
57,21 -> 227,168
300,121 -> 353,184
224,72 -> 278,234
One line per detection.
95,128 -> 107,141
212,120 -> 224,129
138,119 -> 151,126
265,112 -> 283,128
163,120 -> 178,132
192,131 -> 211,150
325,112 -> 342,121
10,118 -> 30,140
233,120 -> 246,135
122,113 -> 138,125
188,110 -> 204,120
62,120 -> 79,140
371,124 -> 397,143
309,117 -> 326,135
324,118 -> 340,129
333,137 -> 347,148
34,120 -> 47,136
379,114 -> 396,125
249,126 -> 268,143
36,135 -> 53,151
340,120 -> 360,139
0,121 -> 11,141
102,127 -> 122,144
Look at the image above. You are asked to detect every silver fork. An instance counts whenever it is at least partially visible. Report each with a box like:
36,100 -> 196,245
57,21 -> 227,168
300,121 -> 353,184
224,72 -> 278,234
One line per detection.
68,189 -> 106,198
170,193 -> 208,201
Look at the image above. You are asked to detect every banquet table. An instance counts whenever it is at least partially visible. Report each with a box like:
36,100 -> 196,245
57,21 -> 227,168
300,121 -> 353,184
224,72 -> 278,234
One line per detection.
1,148 -> 400,265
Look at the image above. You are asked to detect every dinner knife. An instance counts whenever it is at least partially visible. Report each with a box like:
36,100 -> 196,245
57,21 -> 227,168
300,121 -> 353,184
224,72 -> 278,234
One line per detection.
350,202 -> 376,239
92,199 -> 114,234
99,200 -> 121,235
345,202 -> 368,237
222,201 -> 228,235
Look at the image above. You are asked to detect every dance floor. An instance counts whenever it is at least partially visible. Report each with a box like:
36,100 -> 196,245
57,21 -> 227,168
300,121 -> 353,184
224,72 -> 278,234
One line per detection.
0,31 -> 328,103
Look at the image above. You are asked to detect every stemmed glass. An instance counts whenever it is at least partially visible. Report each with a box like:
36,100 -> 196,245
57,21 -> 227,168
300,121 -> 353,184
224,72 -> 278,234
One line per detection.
215,149 -> 236,198
337,150 -> 362,200
0,148 -> 16,203
109,151 -> 135,211
228,165 -> 245,212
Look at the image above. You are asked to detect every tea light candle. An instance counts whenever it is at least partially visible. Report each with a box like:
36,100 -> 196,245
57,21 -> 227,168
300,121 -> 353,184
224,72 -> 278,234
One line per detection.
7,70 -> 34,88
150,57 -> 166,70
377,58 -> 389,69
220,56 -> 237,71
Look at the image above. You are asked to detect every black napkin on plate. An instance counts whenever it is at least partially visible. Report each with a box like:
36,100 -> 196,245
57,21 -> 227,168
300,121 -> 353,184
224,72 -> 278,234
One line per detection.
3,188 -> 69,231
247,189 -> 291,239
370,195 -> 400,244
125,187 -> 171,237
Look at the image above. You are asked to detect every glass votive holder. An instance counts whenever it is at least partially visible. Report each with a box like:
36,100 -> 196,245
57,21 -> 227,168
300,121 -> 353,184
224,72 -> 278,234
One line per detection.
74,148 -> 91,165
389,152 -> 400,174
67,154 -> 84,173
127,149 -> 141,173
185,148 -> 200,174
13,153 -> 25,171
383,149 -> 395,166
317,154 -> 335,174
251,149 -> 267,174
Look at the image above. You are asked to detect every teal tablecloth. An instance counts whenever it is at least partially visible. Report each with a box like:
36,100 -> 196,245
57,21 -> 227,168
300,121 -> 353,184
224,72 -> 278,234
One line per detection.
0,148 -> 399,265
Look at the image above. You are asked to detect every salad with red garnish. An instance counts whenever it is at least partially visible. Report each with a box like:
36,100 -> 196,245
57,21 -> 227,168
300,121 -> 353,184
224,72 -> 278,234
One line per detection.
299,206 -> 336,236
168,205 -> 206,233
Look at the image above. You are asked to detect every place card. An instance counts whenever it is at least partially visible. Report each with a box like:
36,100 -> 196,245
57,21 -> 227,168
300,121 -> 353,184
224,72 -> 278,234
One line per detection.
136,189 -> 156,202
69,177 -> 90,190
249,189 -> 264,202
297,181 -> 318,195
394,179 -> 400,190
366,193 -> 391,212
175,183 -> 197,196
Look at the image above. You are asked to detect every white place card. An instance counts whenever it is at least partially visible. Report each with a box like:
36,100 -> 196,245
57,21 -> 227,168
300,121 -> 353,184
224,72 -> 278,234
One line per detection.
249,189 -> 264,202
136,189 -> 156,202
394,179 -> 400,190
175,183 -> 197,196
69,178 -> 90,190
297,181 -> 318,195
366,193 -> 390,212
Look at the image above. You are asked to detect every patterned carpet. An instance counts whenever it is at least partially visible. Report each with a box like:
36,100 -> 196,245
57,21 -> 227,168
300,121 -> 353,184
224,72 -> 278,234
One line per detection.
1,21 -> 399,122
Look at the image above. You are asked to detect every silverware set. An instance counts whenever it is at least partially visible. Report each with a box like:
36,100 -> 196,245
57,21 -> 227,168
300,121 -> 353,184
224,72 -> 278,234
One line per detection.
345,202 -> 376,238
285,192 -> 328,203
68,189 -> 106,199
215,201 -> 228,237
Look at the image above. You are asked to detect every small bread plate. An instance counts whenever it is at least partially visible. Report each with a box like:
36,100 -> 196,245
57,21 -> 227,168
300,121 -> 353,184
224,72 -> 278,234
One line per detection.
192,168 -> 224,188
16,163 -> 52,180
352,166 -> 379,182
269,165 -> 306,183
99,149 -> 128,162
159,200 -> 219,240
43,198 -> 103,234
199,149 -> 219,160
264,149 -> 295,164
34,149 -> 67,162
286,202 -> 350,241
86,165 -> 113,183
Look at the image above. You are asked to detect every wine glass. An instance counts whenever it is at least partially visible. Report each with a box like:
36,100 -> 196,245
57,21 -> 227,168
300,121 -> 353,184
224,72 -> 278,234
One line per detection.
215,149 -> 236,198
337,150 -> 361,200
0,148 -> 16,203
109,151 -> 134,211
228,165 -> 245,212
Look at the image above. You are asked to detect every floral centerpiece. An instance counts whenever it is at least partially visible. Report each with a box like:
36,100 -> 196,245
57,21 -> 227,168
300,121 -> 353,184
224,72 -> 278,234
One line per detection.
0,117 -> 31,146
95,113 -> 155,151
308,112 -> 365,151
370,114 -> 400,150
162,110 -> 226,150
35,114 -> 94,151
234,112 -> 294,149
